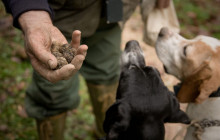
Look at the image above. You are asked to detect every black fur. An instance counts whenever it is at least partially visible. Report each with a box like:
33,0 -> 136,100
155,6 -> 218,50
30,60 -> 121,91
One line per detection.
103,40 -> 190,140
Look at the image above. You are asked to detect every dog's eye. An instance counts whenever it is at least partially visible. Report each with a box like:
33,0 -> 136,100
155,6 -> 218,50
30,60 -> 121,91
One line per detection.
183,45 -> 188,56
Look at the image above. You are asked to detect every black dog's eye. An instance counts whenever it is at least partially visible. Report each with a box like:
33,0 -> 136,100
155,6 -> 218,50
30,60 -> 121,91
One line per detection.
183,45 -> 188,56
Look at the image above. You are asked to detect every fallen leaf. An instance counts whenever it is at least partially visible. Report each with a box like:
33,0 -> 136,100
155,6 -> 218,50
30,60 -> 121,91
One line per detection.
17,105 -> 28,118
0,124 -> 8,132
0,93 -> 7,102
16,81 -> 26,91
0,16 -> 12,31
9,42 -> 27,60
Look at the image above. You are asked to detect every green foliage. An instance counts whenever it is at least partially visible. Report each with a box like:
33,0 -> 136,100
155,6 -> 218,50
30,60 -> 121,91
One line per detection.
174,0 -> 220,38
0,28 -> 35,139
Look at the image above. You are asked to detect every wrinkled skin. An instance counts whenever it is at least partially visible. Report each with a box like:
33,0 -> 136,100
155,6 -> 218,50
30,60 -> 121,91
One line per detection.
18,11 -> 88,83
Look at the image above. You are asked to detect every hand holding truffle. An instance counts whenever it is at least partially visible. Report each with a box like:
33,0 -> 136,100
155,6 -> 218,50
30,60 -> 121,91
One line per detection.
18,11 -> 88,83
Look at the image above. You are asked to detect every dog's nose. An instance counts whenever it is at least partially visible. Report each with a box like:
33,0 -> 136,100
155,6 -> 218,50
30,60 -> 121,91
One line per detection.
158,27 -> 169,37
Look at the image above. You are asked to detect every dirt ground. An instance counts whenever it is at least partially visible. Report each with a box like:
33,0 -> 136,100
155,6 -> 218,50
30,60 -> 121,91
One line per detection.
121,8 -> 188,140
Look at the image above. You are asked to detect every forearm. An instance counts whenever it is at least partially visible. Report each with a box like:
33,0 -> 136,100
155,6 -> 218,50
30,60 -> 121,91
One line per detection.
2,0 -> 53,28
19,11 -> 52,33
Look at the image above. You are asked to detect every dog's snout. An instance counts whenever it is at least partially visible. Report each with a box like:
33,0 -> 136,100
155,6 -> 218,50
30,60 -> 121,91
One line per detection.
121,40 -> 146,68
158,27 -> 169,38
125,40 -> 140,52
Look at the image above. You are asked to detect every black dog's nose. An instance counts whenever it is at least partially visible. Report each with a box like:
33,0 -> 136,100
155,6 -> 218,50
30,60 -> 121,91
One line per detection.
125,40 -> 140,52
121,40 -> 146,69
158,27 -> 169,37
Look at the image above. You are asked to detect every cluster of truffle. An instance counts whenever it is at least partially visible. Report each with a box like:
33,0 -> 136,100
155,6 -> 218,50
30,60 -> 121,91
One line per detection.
51,42 -> 76,70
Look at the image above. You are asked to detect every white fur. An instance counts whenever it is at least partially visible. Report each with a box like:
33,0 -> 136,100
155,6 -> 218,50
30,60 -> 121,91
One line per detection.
121,49 -> 145,68
156,30 -> 220,80
156,32 -> 187,79
185,98 -> 220,140
194,35 -> 220,51
156,28 -> 220,140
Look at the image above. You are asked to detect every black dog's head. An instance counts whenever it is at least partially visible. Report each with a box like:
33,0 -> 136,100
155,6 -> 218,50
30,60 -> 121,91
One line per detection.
103,40 -> 190,140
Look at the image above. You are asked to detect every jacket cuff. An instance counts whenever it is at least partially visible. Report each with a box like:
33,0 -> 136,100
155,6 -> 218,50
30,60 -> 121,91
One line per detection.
8,0 -> 54,29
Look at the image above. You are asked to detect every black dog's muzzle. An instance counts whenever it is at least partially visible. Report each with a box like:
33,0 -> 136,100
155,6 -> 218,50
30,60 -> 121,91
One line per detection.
121,40 -> 145,69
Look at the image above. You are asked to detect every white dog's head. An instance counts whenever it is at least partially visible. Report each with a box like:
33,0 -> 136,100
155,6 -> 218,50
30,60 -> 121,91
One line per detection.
156,27 -> 220,103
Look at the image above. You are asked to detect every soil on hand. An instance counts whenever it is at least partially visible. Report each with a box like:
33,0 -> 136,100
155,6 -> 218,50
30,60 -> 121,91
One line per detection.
51,42 -> 76,70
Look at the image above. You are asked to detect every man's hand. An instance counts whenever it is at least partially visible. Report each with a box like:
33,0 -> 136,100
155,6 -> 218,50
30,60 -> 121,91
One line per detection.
156,0 -> 170,9
19,11 -> 88,83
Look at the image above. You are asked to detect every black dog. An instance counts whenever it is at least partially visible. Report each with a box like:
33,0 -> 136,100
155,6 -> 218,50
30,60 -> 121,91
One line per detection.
103,40 -> 190,140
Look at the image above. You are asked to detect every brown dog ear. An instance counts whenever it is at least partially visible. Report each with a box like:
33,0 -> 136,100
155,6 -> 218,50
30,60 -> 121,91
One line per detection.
196,70 -> 220,103
195,49 -> 220,103
177,61 -> 212,103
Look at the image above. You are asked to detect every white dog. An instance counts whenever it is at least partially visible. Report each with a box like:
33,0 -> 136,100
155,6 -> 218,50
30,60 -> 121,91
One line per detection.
156,27 -> 220,140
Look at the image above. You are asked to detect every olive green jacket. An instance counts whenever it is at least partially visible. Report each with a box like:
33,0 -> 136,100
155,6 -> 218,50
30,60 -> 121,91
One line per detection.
48,0 -> 102,38
48,0 -> 158,40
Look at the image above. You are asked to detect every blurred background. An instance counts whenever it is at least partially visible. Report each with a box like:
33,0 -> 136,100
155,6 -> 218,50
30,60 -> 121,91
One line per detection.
0,0 -> 219,139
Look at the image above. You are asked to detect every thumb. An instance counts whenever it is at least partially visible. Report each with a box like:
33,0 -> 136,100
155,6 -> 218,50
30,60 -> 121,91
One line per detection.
30,42 -> 57,69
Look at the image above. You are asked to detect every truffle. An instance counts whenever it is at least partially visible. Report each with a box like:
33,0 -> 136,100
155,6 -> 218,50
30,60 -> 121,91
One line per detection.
51,42 -> 76,70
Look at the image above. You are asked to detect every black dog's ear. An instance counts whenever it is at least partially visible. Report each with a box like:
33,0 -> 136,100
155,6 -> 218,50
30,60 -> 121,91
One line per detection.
103,101 -> 131,140
165,109 -> 191,124
103,101 -> 121,133
164,93 -> 191,124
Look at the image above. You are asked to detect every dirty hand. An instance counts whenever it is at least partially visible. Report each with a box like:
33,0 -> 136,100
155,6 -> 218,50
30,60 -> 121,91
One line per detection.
19,11 -> 88,83
156,0 -> 170,9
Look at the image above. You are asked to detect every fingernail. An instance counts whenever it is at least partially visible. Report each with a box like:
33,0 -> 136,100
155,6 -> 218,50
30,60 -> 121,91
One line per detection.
48,59 -> 54,69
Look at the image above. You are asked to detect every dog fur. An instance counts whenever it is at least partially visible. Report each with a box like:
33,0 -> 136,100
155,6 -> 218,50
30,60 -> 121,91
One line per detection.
156,27 -> 220,140
103,40 -> 190,140
156,27 -> 220,103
